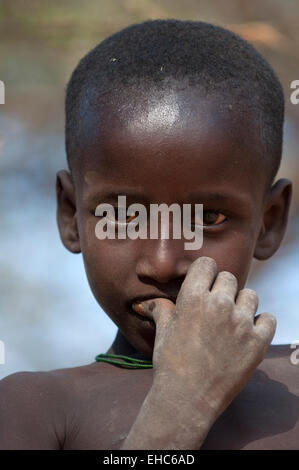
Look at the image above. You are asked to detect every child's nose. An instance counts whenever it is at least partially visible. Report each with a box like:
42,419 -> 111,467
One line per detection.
135,238 -> 191,284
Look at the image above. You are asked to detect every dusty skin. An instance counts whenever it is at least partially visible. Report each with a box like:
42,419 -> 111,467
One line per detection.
0,84 -> 297,449
0,257 -> 299,450
122,256 -> 277,449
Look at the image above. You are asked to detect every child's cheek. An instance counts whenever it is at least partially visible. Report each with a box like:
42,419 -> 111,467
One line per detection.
201,234 -> 254,290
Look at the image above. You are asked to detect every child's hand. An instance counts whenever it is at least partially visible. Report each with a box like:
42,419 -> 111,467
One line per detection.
133,256 -> 276,417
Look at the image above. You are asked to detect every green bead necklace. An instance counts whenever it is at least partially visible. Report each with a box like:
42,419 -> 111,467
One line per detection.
95,353 -> 153,369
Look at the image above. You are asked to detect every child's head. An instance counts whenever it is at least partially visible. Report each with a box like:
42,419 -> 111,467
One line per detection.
56,19 -> 292,357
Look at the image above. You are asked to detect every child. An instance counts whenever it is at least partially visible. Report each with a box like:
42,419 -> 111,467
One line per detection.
0,19 -> 297,450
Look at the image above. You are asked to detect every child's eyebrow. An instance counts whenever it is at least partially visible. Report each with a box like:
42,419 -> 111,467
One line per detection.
185,191 -> 253,210
87,189 -> 150,204
87,189 -> 253,211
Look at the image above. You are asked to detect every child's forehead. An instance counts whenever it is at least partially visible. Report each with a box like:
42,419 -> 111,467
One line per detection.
82,85 -> 258,158
100,85 -> 245,131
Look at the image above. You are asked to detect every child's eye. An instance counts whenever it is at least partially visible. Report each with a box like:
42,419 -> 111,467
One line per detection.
193,210 -> 227,227
97,207 -> 227,227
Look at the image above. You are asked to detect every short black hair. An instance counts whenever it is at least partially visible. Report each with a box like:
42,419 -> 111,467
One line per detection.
65,19 -> 284,184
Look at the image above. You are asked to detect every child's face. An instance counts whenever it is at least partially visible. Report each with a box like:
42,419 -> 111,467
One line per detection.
57,86 -> 292,358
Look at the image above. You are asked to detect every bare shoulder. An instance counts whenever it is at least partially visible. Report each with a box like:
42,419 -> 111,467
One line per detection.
0,369 -> 62,449
262,344 -> 299,392
0,361 -> 111,450
200,344 -> 299,450
243,344 -> 299,449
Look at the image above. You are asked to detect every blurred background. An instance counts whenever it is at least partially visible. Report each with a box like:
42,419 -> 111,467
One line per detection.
0,0 -> 298,379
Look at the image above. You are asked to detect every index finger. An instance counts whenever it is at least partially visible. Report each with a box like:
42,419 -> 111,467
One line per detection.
178,256 -> 218,302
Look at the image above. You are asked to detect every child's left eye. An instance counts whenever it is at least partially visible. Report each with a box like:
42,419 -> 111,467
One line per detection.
107,207 -> 138,224
194,210 -> 227,227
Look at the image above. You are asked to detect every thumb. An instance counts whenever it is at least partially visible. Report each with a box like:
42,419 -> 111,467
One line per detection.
132,298 -> 175,329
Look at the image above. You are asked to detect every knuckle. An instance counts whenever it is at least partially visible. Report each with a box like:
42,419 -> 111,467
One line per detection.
185,289 -> 207,306
218,270 -> 237,282
237,315 -> 254,341
241,288 -> 258,298
238,288 -> 259,306
192,256 -> 217,271
236,310 -> 252,326
210,291 -> 234,310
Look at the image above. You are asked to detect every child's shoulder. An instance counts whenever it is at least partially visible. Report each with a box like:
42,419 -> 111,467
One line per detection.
263,344 -> 299,381
0,362 -> 116,449
232,345 -> 299,449
1,347 -> 298,450
260,344 -> 299,400
0,361 -> 153,449
199,345 -> 299,450
0,367 -> 65,449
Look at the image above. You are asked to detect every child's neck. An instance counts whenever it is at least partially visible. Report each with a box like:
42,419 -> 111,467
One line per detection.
106,329 -> 152,361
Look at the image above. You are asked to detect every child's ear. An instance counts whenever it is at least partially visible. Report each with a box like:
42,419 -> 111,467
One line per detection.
56,170 -> 81,253
254,178 -> 292,260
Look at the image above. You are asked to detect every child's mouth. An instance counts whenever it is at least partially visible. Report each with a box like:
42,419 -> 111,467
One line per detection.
131,304 -> 155,328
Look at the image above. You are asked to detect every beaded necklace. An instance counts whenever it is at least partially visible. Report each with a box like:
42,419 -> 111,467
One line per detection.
95,353 -> 153,369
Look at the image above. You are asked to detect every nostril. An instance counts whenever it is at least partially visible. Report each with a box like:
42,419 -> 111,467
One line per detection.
136,254 -> 190,287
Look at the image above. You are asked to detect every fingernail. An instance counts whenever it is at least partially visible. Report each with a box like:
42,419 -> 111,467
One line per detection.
132,302 -> 145,315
